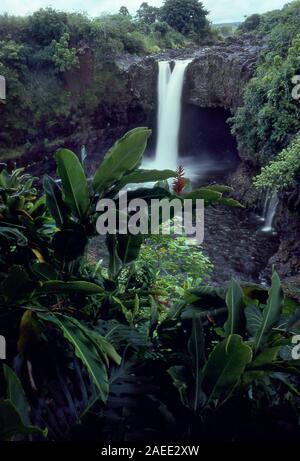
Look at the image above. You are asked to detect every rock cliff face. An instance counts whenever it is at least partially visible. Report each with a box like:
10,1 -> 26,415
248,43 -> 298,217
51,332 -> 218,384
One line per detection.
125,39 -> 300,291
37,37 -> 261,157
266,187 -> 300,293
183,42 -> 260,112
125,37 -> 262,116
229,161 -> 300,294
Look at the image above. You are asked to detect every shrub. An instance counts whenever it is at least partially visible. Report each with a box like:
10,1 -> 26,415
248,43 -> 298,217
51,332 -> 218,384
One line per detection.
51,32 -> 79,72
231,33 -> 300,163
254,134 -> 300,190
161,0 -> 209,36
137,234 -> 213,299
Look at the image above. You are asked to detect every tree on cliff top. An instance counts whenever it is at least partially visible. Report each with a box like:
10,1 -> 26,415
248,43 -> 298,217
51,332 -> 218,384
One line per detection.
237,14 -> 261,33
161,0 -> 210,38
136,2 -> 160,25
119,6 -> 130,17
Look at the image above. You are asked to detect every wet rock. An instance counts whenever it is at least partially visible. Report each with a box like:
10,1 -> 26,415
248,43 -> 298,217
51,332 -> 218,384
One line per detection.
126,36 -> 262,119
229,166 -> 300,289
269,199 -> 300,282
184,43 -> 261,112
201,206 -> 279,285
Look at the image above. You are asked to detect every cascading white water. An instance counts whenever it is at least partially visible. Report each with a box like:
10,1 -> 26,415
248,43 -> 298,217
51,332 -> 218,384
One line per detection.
259,187 -> 271,222
261,191 -> 279,233
155,59 -> 191,170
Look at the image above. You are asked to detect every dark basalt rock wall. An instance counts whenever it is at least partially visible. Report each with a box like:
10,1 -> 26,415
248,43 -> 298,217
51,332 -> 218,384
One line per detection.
125,37 -> 262,116
269,188 -> 300,293
125,39 -> 299,291
229,164 -> 300,293
184,45 -> 259,112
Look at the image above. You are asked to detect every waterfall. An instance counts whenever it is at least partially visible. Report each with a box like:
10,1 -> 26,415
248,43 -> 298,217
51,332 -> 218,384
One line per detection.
261,190 -> 279,233
259,187 -> 271,222
155,59 -> 191,170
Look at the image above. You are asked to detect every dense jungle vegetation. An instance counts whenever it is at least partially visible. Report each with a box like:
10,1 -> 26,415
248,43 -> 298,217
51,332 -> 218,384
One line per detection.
1,0 -> 300,443
232,1 -> 300,193
0,1 -> 218,159
1,128 -> 300,442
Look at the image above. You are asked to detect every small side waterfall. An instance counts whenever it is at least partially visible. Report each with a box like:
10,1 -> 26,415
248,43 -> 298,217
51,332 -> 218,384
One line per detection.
259,187 -> 271,222
155,59 -> 191,170
261,190 -> 279,233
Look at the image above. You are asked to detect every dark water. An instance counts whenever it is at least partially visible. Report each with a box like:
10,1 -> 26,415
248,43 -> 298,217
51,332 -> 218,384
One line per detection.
176,106 -> 279,285
201,206 -> 279,285
19,103 -> 280,285
145,105 -> 240,184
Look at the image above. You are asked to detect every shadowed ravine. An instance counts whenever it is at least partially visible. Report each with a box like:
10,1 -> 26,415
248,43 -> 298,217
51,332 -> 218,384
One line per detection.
202,207 -> 279,285
20,58 -> 282,287
153,59 -> 279,285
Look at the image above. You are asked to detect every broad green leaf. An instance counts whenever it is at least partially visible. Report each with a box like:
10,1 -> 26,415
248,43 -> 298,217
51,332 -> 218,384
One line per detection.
1,365 -> 46,440
59,316 -> 121,367
43,175 -> 67,227
54,148 -> 90,220
242,284 -> 268,304
0,169 -> 10,188
93,128 -> 151,193
254,270 -> 284,351
116,233 -> 144,265
52,225 -> 87,262
202,334 -> 252,404
3,365 -> 30,426
250,347 -> 281,366
0,400 -> 47,441
245,304 -> 263,337
106,234 -> 121,278
116,169 -> 177,190
90,333 -> 122,366
271,373 -> 300,396
244,361 -> 300,377
113,297 -> 134,325
184,285 -> 226,306
18,310 -> 40,355
188,317 -> 205,412
167,366 -> 189,407
1,266 -> 37,302
224,279 -> 245,336
183,188 -> 222,205
36,280 -> 103,296
127,186 -> 172,202
207,184 -> 233,193
0,227 -> 27,246
181,306 -> 227,319
149,296 -> 159,339
243,346 -> 281,383
39,314 -> 109,402
155,179 -> 171,191
217,197 -> 245,208
165,300 -> 188,320
31,262 -> 58,281
29,195 -> 47,217
184,187 -> 243,208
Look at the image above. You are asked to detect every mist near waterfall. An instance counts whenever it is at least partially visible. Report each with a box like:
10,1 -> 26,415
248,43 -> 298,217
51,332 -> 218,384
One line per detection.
144,60 -> 240,186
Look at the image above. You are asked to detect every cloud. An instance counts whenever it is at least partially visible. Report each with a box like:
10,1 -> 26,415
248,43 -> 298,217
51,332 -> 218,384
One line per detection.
0,0 -> 289,23
205,0 -> 288,23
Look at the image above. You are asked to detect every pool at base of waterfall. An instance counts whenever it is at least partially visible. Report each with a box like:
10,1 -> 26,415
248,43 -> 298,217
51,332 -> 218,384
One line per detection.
201,206 -> 280,285
142,58 -> 281,285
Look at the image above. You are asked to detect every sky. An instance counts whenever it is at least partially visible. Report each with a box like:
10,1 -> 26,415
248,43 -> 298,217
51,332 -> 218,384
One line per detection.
0,0 -> 289,24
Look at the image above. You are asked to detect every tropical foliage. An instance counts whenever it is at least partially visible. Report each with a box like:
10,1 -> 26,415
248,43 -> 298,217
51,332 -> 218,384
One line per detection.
231,28 -> 300,163
0,127 -> 257,441
254,134 -> 300,191
0,3 -> 220,159
1,0 -> 300,444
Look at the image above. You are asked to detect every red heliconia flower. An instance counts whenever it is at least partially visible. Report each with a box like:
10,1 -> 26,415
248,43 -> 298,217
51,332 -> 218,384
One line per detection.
173,165 -> 186,195
207,314 -> 216,325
